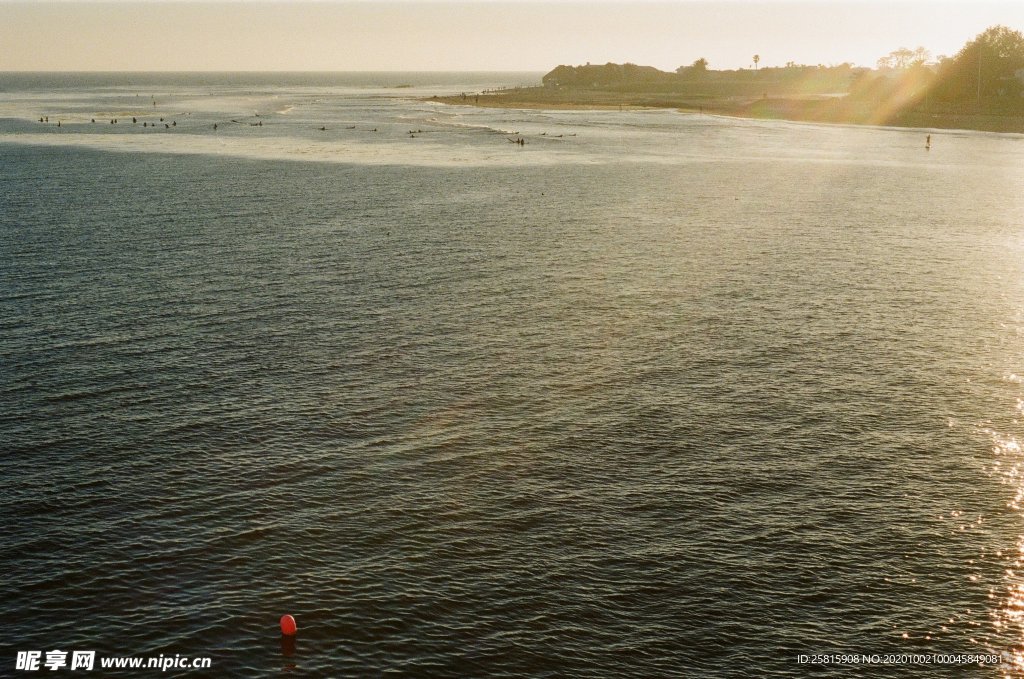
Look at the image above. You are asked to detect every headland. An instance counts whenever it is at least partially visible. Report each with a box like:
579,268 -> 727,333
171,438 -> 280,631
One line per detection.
431,56 -> 1024,134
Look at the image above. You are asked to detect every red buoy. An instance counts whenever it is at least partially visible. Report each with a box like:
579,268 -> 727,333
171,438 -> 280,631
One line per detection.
280,614 -> 297,636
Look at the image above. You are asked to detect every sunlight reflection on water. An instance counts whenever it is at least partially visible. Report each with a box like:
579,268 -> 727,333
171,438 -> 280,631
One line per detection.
5,74 -> 1024,677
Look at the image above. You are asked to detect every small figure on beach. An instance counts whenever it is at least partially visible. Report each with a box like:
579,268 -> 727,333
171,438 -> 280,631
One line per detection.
213,123 -> 218,131
926,134 -> 931,150
133,117 -> 137,124
91,118 -> 95,123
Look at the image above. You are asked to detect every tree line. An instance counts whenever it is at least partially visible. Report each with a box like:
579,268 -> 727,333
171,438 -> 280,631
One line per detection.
848,26 -> 1024,113
542,25 -> 1024,112
542,60 -> 856,88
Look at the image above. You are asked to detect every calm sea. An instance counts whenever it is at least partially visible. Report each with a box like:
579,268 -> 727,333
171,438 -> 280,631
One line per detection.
3,72 -> 1024,677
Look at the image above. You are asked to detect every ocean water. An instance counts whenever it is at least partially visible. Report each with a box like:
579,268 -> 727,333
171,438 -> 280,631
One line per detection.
4,73 -> 1024,677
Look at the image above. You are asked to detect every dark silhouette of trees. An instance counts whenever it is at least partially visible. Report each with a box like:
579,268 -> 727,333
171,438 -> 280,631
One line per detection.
539,25 -> 1024,117
876,47 -> 929,70
932,25 -> 1024,105
675,58 -> 709,79
523,23 -> 1024,130
542,62 -> 669,87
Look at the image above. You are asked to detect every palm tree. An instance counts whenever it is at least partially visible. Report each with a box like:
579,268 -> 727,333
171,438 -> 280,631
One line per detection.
753,54 -> 760,70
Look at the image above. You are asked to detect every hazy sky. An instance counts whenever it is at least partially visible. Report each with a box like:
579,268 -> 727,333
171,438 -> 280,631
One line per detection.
2,1 -> 1024,72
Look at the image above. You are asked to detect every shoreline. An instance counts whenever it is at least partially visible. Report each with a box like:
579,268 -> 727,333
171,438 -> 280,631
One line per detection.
430,90 -> 1024,135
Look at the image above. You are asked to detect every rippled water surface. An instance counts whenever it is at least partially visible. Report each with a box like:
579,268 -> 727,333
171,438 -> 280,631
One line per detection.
5,73 -> 1024,677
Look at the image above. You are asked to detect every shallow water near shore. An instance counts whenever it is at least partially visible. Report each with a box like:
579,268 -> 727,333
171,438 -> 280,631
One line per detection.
4,73 -> 1024,676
